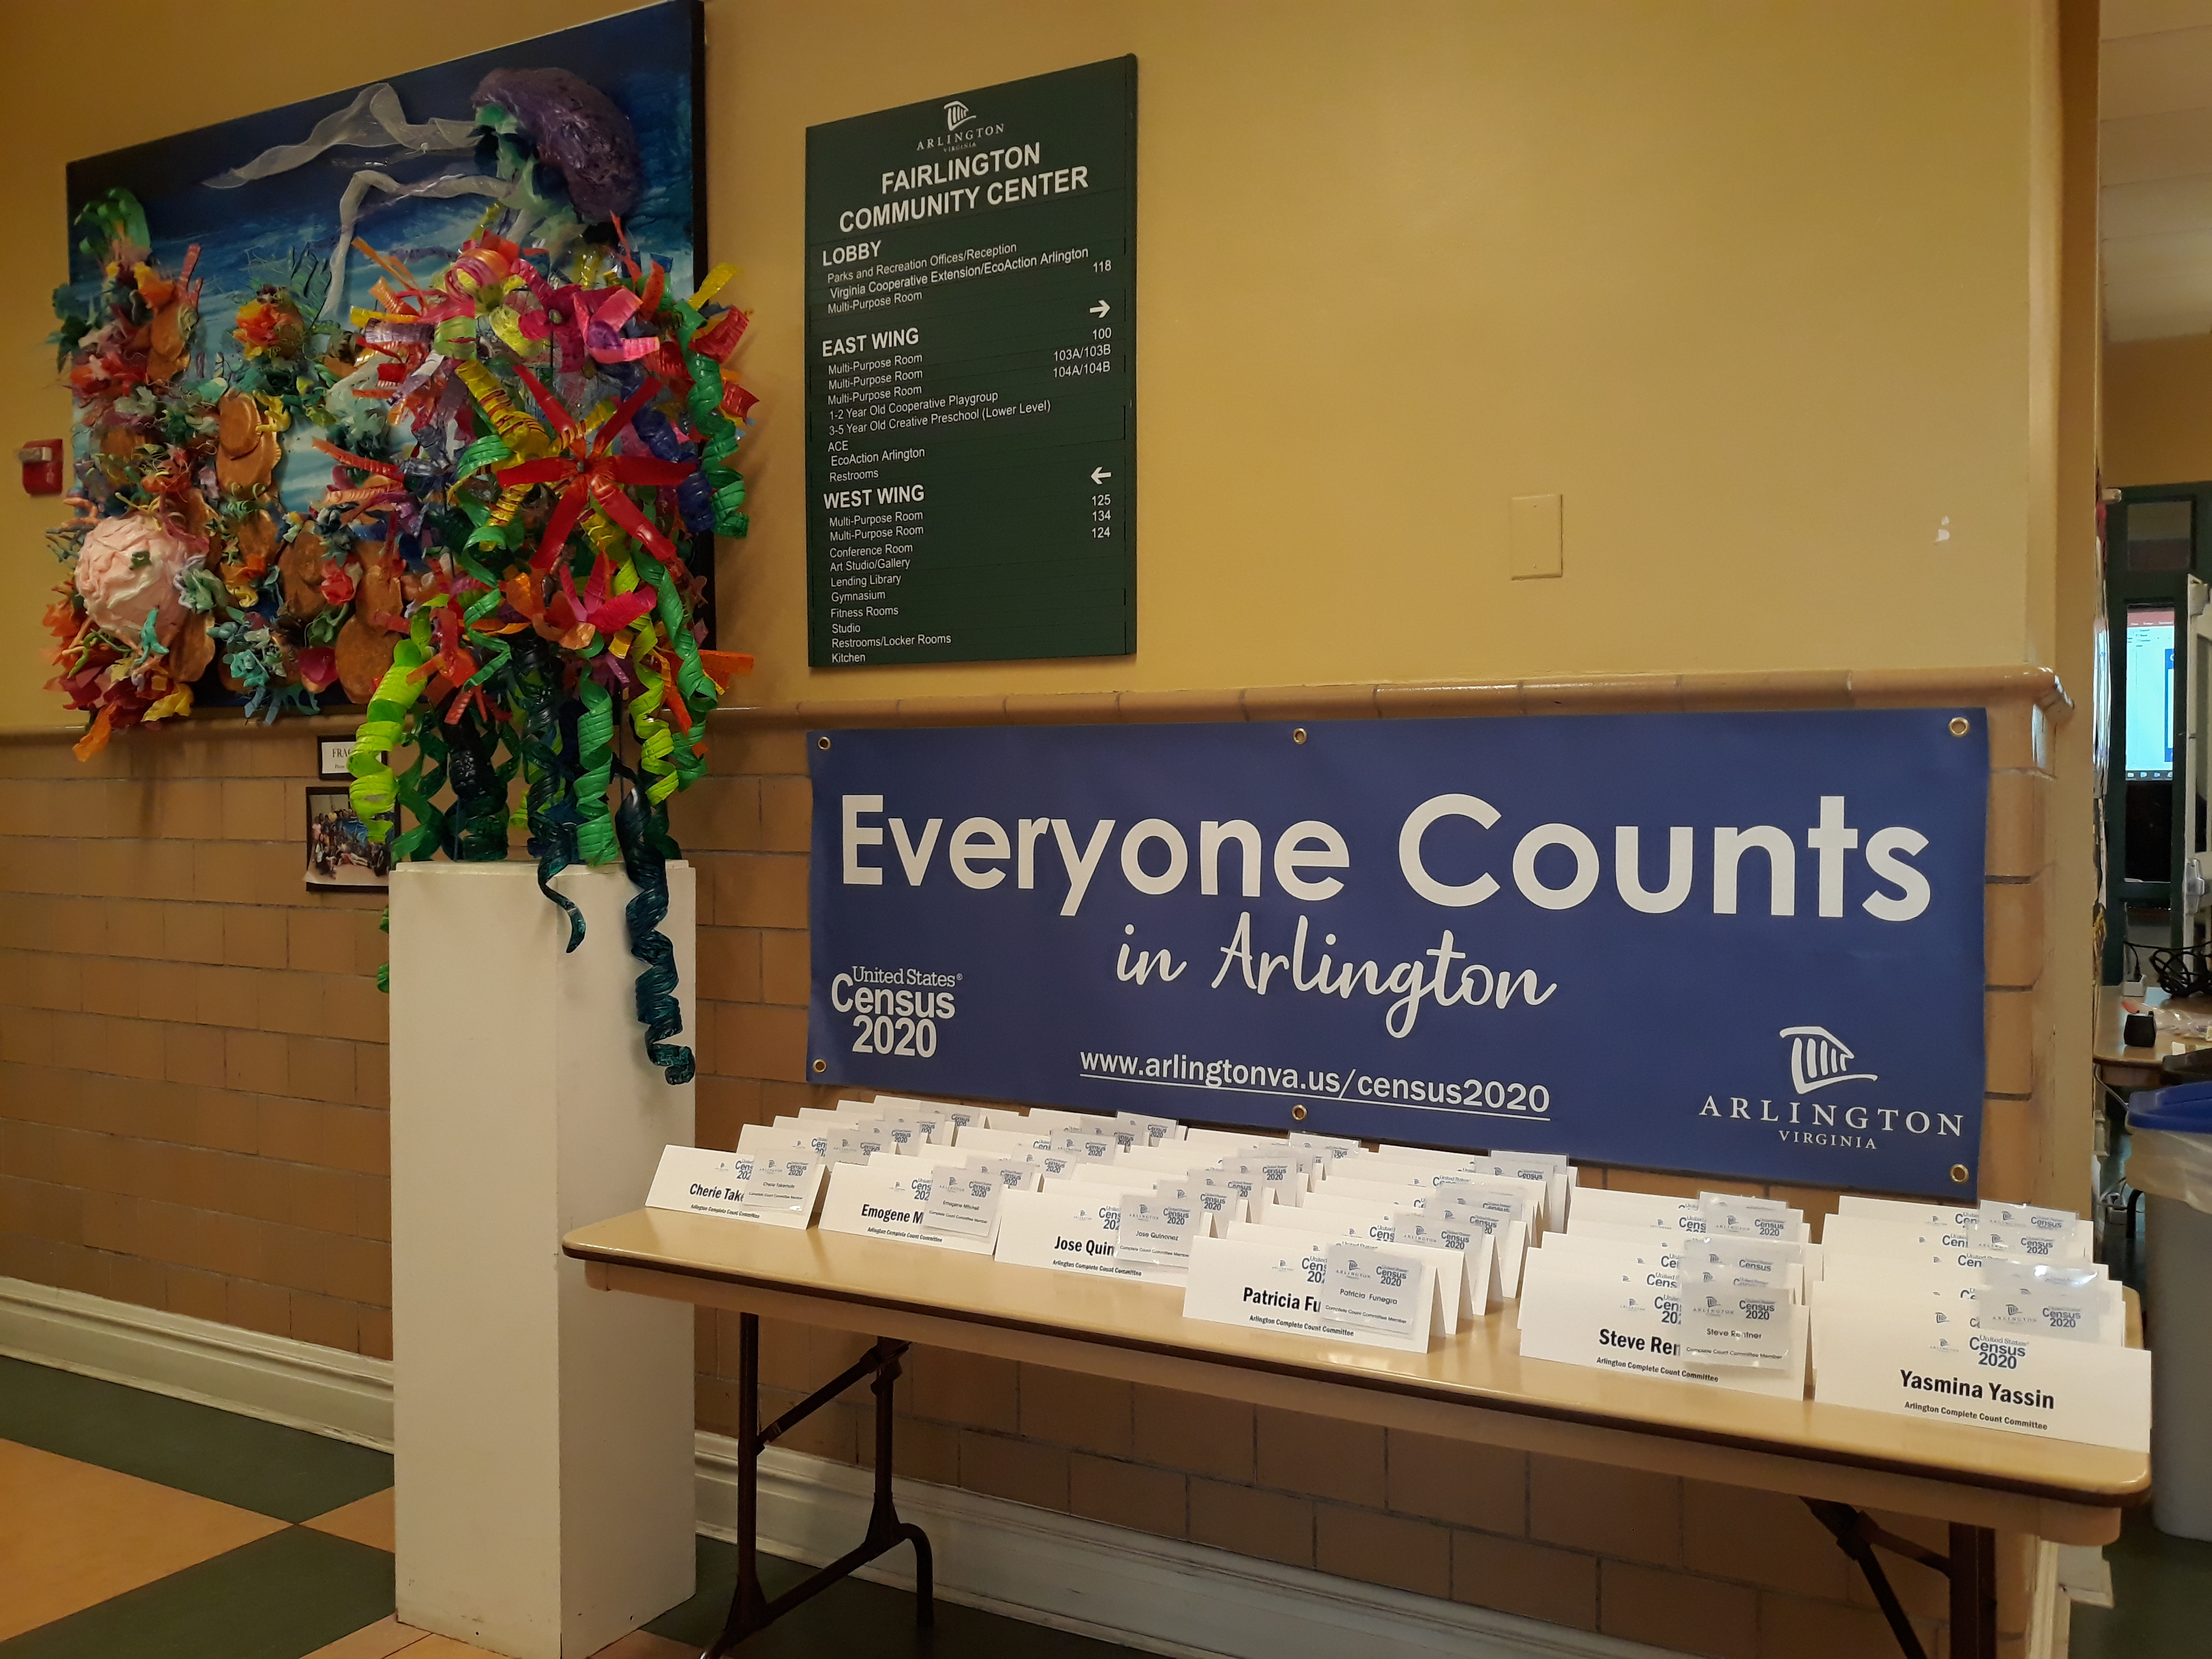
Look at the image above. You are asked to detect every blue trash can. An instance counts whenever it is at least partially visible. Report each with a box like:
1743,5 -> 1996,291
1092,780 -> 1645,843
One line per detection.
2127,1082 -> 2212,1540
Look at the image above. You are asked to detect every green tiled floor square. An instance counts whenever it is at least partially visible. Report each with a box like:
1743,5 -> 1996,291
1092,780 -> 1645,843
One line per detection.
2072,1506 -> 2212,1658
0,1527 -> 394,1659
0,1357 -> 391,1522
646,1537 -> 1140,1657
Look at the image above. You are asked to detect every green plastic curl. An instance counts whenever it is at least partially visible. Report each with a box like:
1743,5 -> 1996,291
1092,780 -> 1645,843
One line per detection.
671,302 -> 750,539
453,432 -> 513,484
390,725 -> 449,863
575,674 -> 618,866
348,612 -> 438,836
437,705 -> 510,862
512,645 -> 586,952
633,545 -> 719,794
615,778 -> 693,1086
625,621 -> 682,808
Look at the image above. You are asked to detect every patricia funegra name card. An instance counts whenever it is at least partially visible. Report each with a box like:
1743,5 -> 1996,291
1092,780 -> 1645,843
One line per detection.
1182,1232 -> 1436,1352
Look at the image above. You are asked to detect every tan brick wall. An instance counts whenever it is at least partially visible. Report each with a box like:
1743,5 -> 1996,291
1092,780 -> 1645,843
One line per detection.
0,704 -> 2052,1658
0,723 -> 391,1354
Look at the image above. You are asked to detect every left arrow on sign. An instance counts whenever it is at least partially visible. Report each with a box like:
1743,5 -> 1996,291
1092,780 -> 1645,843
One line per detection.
1090,467 -> 1112,485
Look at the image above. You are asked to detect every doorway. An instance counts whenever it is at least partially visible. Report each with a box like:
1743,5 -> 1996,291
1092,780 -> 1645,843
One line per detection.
2103,483 -> 2212,985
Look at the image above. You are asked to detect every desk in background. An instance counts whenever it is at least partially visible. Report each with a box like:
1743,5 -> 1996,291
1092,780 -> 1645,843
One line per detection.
2091,985 -> 2212,1092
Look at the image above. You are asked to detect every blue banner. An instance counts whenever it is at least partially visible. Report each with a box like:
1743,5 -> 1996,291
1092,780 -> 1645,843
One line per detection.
808,712 -> 1989,1196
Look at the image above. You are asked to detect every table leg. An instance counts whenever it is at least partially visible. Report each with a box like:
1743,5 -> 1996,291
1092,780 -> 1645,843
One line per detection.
1806,1503 -> 2004,1659
1948,1523 -> 1998,1659
869,1344 -> 933,1627
1804,1500 -> 1938,1659
703,1315 -> 933,1658
709,1312 -> 769,1655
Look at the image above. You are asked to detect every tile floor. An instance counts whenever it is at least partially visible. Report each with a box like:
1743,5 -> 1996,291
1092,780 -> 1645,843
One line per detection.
6,1348 -> 2207,1656
2069,1504 -> 2212,1657
0,1355 -> 1134,1659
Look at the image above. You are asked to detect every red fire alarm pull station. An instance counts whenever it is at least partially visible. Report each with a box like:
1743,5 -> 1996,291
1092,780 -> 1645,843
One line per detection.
19,441 -> 64,496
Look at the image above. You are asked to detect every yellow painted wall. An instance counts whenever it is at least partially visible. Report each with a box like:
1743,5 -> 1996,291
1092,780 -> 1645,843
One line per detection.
2105,333 -> 2212,488
1,0 -> 2056,725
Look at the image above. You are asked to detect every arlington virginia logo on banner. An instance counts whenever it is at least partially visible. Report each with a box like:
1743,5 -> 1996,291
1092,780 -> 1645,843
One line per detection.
807,711 -> 1990,1196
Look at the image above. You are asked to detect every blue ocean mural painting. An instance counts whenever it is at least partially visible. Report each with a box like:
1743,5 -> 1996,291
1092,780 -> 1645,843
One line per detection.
38,2 -> 711,750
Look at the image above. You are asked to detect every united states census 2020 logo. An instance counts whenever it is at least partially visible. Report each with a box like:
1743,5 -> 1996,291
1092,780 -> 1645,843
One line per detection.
1695,1024 -> 1966,1151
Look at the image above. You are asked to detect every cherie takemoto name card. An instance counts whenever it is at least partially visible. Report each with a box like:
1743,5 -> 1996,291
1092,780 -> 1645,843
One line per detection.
645,1145 -> 826,1229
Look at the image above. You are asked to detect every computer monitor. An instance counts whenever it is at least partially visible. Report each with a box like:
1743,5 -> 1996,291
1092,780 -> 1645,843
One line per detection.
2126,608 -> 2176,781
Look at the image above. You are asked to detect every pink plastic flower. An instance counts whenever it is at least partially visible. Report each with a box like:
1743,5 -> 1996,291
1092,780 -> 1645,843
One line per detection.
74,514 -> 198,647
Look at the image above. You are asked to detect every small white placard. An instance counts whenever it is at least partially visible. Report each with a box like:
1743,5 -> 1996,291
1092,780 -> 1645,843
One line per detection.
1119,1189 -> 1204,1267
1247,1209 -> 1459,1335
1395,1209 -> 1494,1319
1812,1303 -> 2149,1450
993,1188 -> 1178,1281
923,1160 -> 1028,1242
1517,1259 -> 1807,1398
1323,1241 -> 1434,1346
1435,1195 -> 1528,1299
818,1161 -> 993,1253
645,1145 -> 823,1228
318,738 -> 356,779
1058,1129 -> 1119,1163
1117,1112 -> 1184,1146
867,1093 -> 975,1142
741,1121 -> 829,1160
1182,1234 -> 1428,1352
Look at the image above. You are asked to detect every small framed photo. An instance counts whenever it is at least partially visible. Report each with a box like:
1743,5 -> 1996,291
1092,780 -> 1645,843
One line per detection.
305,787 -> 393,890
318,738 -> 355,780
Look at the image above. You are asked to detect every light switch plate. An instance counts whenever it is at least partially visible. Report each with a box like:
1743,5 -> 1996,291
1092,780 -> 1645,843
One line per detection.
1509,493 -> 1563,579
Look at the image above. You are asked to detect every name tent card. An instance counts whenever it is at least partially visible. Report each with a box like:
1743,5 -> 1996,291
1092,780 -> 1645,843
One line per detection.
1119,1189 -> 1203,1267
923,1158 -> 1033,1241
1516,1255 -> 1807,1399
1322,1242 -> 1433,1346
645,1145 -> 825,1229
993,1187 -> 1177,1281
818,1160 -> 993,1253
1813,1304 -> 2149,1451
1182,1234 -> 1431,1353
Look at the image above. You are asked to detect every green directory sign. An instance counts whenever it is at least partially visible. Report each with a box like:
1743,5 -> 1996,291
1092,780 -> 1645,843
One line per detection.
805,57 -> 1137,667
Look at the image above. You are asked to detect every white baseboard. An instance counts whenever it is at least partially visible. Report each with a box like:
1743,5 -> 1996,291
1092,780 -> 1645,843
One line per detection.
697,1435 -> 1680,1659
0,1275 -> 1676,1659
0,1275 -> 394,1448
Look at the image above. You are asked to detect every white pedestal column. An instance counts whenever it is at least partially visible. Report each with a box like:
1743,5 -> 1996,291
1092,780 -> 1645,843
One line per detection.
390,861 -> 697,1658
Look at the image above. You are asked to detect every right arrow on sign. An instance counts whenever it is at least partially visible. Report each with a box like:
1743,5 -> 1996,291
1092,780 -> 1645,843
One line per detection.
1089,301 -> 1111,317
1090,467 -> 1112,485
